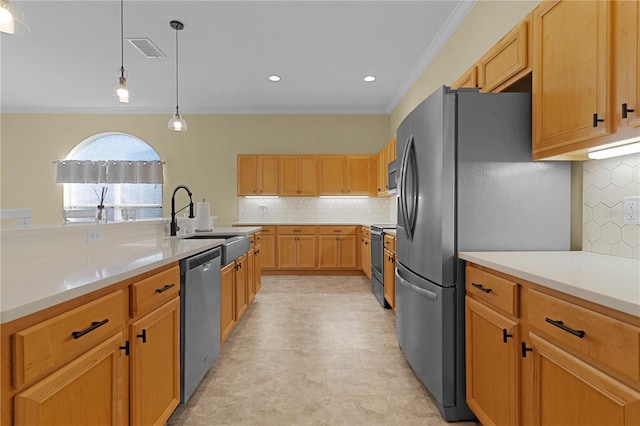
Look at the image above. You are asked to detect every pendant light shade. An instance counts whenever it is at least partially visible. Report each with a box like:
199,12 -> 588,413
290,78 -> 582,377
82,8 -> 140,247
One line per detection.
168,20 -> 187,132
116,0 -> 130,103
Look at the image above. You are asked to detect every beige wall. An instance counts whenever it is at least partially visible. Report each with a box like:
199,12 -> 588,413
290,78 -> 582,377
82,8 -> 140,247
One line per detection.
0,114 -> 389,225
390,0 -> 541,137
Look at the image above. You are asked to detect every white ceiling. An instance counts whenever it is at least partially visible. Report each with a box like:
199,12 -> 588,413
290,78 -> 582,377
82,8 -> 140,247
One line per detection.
0,0 -> 475,114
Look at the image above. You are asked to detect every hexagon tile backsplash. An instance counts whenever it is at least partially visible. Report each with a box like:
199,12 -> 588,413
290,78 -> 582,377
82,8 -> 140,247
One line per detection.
583,153 -> 640,259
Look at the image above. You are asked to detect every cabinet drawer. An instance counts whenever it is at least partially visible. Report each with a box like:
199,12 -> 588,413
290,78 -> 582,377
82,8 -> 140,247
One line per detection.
131,266 -> 180,318
253,231 -> 261,247
383,234 -> 396,252
318,226 -> 357,235
465,265 -> 518,317
527,288 -> 640,382
260,226 -> 276,234
13,289 -> 126,388
362,227 -> 371,239
277,225 -> 316,235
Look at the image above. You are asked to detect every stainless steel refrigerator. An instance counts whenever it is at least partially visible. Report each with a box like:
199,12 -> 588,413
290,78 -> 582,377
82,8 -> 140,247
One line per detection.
395,86 -> 570,421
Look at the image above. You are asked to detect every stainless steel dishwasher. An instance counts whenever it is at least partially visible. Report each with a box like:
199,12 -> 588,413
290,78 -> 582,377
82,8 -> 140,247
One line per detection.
179,246 -> 221,403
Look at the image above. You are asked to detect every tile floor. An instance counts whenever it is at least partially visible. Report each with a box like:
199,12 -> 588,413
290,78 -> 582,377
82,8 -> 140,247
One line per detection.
168,275 -> 479,425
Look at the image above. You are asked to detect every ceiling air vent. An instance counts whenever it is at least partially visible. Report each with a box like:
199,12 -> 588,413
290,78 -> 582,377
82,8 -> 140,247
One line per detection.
127,38 -> 166,58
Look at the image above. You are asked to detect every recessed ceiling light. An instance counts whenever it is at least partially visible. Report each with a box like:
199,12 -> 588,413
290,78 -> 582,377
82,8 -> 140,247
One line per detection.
268,75 -> 281,82
363,75 -> 376,82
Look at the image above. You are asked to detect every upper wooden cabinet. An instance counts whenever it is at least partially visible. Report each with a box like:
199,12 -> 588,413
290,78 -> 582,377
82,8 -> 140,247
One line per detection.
237,155 -> 279,196
280,155 -> 318,196
451,65 -> 478,90
614,0 -> 640,135
318,155 -> 373,195
532,0 -> 614,159
376,139 -> 397,195
477,17 -> 531,93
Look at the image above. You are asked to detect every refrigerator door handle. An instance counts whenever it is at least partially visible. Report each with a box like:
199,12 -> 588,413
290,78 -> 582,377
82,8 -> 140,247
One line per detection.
406,137 -> 418,239
399,135 -> 412,240
396,271 -> 438,301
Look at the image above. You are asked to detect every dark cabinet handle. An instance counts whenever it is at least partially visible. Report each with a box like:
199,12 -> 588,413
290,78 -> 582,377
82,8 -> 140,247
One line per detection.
593,113 -> 604,127
545,318 -> 585,338
119,340 -> 130,356
137,329 -> 147,343
503,329 -> 513,343
71,319 -> 109,339
471,283 -> 492,293
155,283 -> 176,293
521,342 -> 533,358
622,103 -> 635,119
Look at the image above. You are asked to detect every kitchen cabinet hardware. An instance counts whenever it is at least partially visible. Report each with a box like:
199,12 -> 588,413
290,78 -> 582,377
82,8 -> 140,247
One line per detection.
521,342 -> 533,358
333,230 -> 342,232
545,318 -> 585,338
592,113 -> 605,127
471,282 -> 492,294
71,318 -> 109,339
622,103 -> 635,119
155,283 -> 176,294
119,340 -> 130,356
137,329 -> 147,343
503,329 -> 513,343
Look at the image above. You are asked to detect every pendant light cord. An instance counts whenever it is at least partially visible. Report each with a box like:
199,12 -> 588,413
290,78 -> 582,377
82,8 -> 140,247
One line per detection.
120,0 -> 124,78
175,26 -> 179,113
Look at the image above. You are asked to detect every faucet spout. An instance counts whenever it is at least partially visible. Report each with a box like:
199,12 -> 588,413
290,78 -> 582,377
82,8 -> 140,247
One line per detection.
171,185 -> 194,236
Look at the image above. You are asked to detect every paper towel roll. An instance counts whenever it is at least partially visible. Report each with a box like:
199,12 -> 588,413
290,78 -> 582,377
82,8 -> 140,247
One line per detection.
196,201 -> 212,231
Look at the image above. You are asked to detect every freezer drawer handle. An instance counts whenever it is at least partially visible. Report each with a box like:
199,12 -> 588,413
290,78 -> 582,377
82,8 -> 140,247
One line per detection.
471,283 -> 492,294
71,318 -> 109,339
397,276 -> 437,301
155,283 -> 176,293
545,318 -> 585,338
502,329 -> 513,343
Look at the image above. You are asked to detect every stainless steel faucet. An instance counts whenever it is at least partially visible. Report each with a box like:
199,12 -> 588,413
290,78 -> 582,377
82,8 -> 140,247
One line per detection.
171,185 -> 194,236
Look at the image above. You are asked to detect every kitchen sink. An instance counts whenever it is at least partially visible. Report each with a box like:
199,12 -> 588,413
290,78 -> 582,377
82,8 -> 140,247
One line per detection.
184,234 -> 250,266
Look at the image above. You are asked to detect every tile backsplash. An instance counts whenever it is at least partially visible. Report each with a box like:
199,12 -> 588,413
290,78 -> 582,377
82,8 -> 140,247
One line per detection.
238,196 -> 396,224
582,153 -> 640,259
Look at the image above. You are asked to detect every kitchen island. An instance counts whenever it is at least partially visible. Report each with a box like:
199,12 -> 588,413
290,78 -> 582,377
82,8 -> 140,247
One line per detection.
459,251 -> 640,426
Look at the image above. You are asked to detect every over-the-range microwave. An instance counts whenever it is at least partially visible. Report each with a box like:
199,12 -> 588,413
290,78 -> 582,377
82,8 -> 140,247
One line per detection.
387,159 -> 398,193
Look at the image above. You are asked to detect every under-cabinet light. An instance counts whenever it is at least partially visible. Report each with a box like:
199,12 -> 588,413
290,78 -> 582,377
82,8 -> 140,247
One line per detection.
319,196 -> 370,199
244,196 -> 279,199
587,137 -> 640,160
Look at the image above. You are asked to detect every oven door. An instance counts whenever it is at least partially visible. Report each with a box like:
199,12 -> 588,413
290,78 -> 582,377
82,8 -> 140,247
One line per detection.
370,228 -> 384,280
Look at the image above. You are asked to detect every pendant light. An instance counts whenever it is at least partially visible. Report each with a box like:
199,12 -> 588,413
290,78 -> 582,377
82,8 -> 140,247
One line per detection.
116,0 -> 129,103
168,20 -> 187,131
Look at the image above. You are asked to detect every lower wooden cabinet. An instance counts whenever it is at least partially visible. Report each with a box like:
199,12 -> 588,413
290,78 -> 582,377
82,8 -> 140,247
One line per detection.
465,296 -> 520,426
528,333 -> 640,425
247,247 -> 256,304
130,298 -> 180,426
277,234 -> 316,269
234,254 -> 248,321
383,248 -> 396,310
253,244 -> 262,293
258,228 -> 276,270
361,227 -> 371,279
220,262 -> 236,344
13,332 -> 128,426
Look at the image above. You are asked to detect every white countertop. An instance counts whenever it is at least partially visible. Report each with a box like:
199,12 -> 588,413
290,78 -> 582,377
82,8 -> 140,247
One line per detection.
0,226 -> 261,324
458,251 -> 640,318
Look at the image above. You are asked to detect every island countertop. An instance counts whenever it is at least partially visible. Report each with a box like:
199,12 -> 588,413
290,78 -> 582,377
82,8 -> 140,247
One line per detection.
458,251 -> 640,318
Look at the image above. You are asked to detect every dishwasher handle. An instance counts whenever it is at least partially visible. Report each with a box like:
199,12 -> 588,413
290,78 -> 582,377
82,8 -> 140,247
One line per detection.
186,247 -> 221,271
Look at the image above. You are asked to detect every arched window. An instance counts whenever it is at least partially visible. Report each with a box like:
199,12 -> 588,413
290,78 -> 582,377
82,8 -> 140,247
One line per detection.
61,132 -> 163,222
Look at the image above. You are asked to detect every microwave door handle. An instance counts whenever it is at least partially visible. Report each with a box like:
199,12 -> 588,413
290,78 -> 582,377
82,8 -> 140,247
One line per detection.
407,138 -> 418,239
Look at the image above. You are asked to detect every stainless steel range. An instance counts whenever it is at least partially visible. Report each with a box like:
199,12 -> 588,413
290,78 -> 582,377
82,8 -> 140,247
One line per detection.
370,224 -> 395,308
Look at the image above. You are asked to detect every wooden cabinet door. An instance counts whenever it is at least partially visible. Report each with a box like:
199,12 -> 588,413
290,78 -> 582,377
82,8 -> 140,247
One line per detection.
377,149 -> 386,194
279,155 -> 299,196
297,235 -> 317,269
318,236 -> 339,269
318,155 -> 345,195
452,65 -> 478,89
362,237 -> 371,279
346,155 -> 372,195
383,249 -> 395,309
258,155 -> 279,195
234,255 -> 248,320
130,298 -> 180,426
247,247 -> 256,304
253,244 -> 262,293
14,333 -> 127,426
465,297 -> 520,426
260,234 -> 277,270
220,262 -> 235,344
337,235 -> 357,269
277,235 -> 298,269
478,19 -> 529,93
237,155 -> 257,196
527,333 -> 640,425
298,155 -> 318,196
616,0 -> 640,132
532,0 -> 613,159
